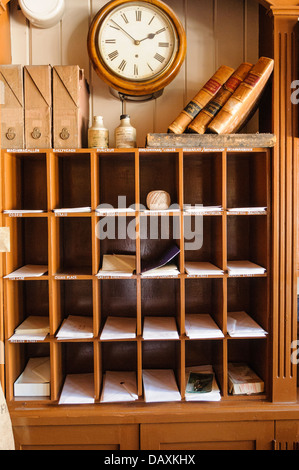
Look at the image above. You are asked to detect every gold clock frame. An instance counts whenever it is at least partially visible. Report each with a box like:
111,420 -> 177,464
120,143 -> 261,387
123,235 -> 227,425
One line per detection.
87,0 -> 187,97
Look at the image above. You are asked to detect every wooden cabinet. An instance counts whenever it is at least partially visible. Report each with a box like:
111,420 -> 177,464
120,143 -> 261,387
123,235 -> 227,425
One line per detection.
13,423 -> 139,450
140,421 -> 274,450
1,0 -> 299,451
0,147 -> 271,405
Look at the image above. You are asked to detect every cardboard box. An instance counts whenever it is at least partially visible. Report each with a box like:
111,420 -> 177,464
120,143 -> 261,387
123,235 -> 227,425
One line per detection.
53,65 -> 89,149
24,65 -> 52,149
0,65 -> 24,149
14,357 -> 50,398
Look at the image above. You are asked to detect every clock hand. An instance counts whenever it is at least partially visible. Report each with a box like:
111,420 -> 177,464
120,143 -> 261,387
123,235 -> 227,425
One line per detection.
139,33 -> 157,42
110,19 -> 140,45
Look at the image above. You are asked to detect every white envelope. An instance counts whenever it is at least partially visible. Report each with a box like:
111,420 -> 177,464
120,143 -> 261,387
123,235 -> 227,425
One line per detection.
58,373 -> 95,405
227,207 -> 266,213
227,260 -> 266,275
10,316 -> 50,342
185,314 -> 224,339
142,317 -> 179,340
227,311 -> 267,337
185,262 -> 224,276
100,371 -> 138,403
100,317 -> 136,340
142,369 -> 181,403
5,265 -> 48,279
53,207 -> 91,213
56,315 -> 93,339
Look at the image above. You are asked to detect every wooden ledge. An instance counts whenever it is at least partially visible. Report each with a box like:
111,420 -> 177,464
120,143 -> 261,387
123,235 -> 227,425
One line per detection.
146,133 -> 276,149
9,395 -> 299,427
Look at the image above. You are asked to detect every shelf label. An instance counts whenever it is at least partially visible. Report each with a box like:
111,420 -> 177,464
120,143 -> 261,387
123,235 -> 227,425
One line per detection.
54,275 -> 78,280
53,149 -> 77,153
97,148 -> 115,153
227,148 -> 253,152
55,212 -> 68,217
7,212 -> 23,217
140,148 -> 178,153
6,148 -> 40,153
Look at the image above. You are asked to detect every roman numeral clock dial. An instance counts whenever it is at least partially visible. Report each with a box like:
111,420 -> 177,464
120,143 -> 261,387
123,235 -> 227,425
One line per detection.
88,0 -> 186,98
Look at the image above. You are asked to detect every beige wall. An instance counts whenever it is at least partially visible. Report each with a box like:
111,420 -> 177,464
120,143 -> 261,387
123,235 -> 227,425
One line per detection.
9,0 -> 259,147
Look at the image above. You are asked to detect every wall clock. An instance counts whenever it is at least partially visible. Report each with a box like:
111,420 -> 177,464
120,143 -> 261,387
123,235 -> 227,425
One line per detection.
87,0 -> 186,100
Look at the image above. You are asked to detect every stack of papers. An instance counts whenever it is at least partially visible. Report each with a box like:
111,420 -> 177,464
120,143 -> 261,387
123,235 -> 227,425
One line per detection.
143,317 -> 179,340
100,371 -> 138,403
53,207 -> 91,214
142,369 -> 181,403
5,265 -> 48,279
227,311 -> 267,338
185,365 -> 221,401
97,254 -> 136,277
4,209 -> 45,214
184,205 -> 223,214
96,207 -> 135,215
227,207 -> 267,213
56,315 -> 93,340
100,317 -> 136,340
14,357 -> 50,397
185,314 -> 224,339
141,244 -> 180,277
10,316 -> 50,342
141,263 -> 180,277
185,262 -> 224,276
59,373 -> 95,404
228,363 -> 264,395
141,208 -> 180,214
227,261 -> 266,276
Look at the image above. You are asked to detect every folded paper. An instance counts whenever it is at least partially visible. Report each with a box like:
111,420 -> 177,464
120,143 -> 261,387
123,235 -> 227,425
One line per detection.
142,369 -> 181,403
100,371 -> 138,403
59,373 -> 95,404
0,227 -> 10,253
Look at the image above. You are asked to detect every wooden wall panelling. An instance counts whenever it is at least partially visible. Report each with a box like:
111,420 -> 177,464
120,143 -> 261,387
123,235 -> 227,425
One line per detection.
0,148 -> 4,388
0,1 -> 11,64
8,0 -> 259,147
271,8 -> 299,402
90,0 -> 128,148
9,0 -> 28,65
151,0 -> 185,136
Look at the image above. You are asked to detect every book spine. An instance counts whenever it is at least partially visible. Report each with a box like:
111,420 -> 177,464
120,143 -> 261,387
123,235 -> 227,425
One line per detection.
167,65 -> 234,134
187,63 -> 252,134
207,57 -> 274,135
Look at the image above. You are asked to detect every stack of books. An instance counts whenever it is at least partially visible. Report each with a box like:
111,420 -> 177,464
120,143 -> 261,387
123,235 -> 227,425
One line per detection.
168,57 -> 274,135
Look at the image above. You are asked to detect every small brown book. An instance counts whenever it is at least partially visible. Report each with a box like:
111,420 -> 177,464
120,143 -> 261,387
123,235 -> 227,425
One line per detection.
207,57 -> 274,135
187,62 -> 252,134
167,65 -> 234,134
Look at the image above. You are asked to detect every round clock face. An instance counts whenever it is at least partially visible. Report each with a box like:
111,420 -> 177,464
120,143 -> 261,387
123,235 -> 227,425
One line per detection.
97,2 -> 178,82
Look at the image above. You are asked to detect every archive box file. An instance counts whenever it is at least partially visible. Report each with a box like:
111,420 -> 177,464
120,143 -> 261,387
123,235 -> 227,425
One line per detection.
0,64 -> 24,149
53,65 -> 90,149
24,65 -> 52,149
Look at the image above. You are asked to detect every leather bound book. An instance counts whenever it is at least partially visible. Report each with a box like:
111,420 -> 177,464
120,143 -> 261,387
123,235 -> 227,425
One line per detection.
167,65 -> 234,134
207,57 -> 274,135
187,62 -> 252,134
